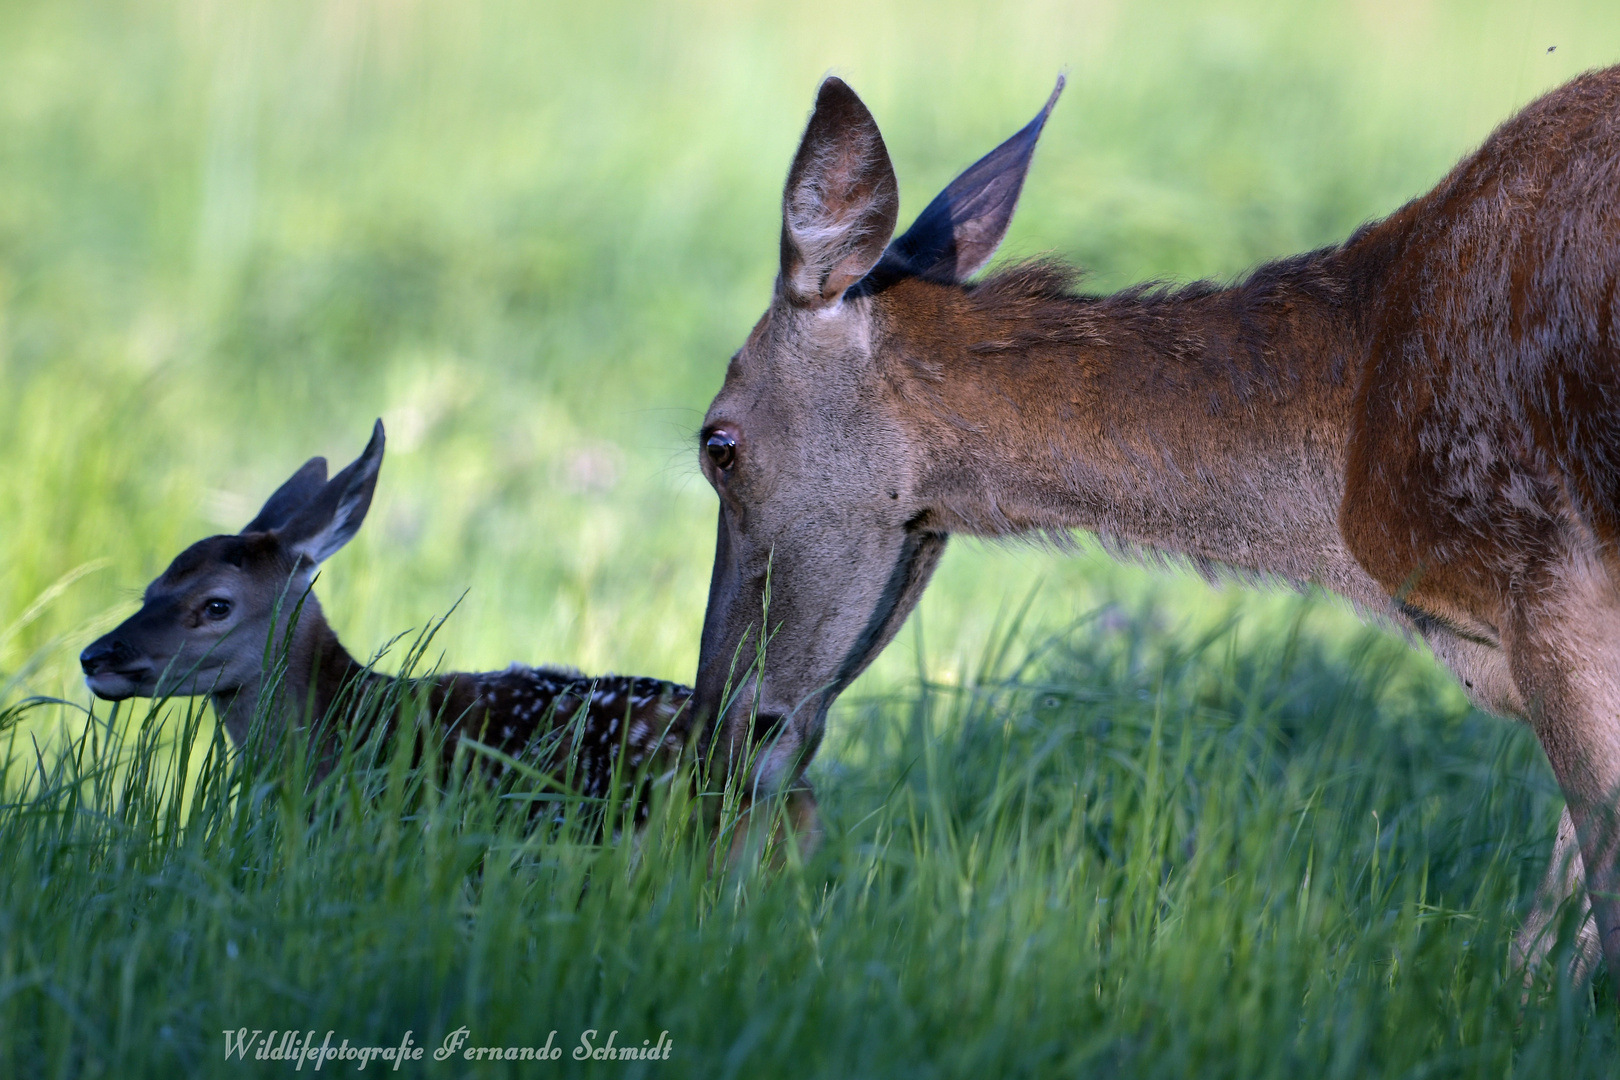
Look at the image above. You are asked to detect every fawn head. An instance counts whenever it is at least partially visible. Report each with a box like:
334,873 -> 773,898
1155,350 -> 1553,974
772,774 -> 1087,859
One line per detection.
694,77 -> 1061,787
81,422 -> 385,707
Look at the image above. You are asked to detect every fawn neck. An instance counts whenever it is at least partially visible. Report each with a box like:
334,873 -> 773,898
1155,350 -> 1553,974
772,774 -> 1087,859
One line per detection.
210,593 -> 368,747
885,241 -> 1391,601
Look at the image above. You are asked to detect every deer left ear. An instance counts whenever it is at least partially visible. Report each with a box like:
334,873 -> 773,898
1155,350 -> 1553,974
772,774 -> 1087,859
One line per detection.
276,421 -> 385,567
779,77 -> 901,308
879,75 -> 1063,284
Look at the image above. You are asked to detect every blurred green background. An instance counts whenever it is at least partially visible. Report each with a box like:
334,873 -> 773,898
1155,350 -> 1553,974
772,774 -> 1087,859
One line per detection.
0,0 -> 1612,738
9,2 -> 1620,1074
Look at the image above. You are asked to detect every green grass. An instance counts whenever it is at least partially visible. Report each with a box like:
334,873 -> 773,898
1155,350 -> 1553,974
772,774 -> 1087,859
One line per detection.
3,608 -> 1614,1076
3,0 -> 1620,1073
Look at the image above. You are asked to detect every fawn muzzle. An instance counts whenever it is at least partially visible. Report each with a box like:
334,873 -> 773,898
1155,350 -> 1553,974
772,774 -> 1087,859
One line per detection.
80,597 -> 236,702
79,633 -> 153,700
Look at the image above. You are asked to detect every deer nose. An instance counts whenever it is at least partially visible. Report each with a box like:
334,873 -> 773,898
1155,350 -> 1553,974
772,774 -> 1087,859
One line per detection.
750,710 -> 790,743
80,637 -> 136,675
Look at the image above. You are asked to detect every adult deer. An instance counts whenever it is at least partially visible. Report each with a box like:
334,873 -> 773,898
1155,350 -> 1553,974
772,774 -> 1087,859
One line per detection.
693,69 -> 1620,982
80,422 -> 693,823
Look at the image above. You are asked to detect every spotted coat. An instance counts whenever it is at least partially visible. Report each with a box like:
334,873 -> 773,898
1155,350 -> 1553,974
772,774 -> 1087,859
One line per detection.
428,664 -> 693,813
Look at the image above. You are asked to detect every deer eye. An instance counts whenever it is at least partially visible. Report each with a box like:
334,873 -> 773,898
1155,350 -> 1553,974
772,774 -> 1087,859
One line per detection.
203,599 -> 233,621
705,430 -> 737,473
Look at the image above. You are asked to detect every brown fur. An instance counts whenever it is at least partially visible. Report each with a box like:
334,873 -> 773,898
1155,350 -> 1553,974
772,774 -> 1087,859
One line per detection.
694,70 -> 1620,985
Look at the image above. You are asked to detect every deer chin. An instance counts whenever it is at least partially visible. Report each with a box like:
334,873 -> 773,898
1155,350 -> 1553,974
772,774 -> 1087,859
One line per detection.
86,659 -> 232,702
85,666 -> 154,701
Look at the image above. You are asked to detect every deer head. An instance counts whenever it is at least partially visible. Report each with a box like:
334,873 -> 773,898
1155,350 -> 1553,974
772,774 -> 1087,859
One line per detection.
80,423 -> 385,739
694,77 -> 1062,790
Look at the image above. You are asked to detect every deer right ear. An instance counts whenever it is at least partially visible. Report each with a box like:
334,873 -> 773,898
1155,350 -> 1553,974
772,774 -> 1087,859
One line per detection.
778,78 -> 901,308
243,457 -> 329,534
880,76 -> 1063,284
275,421 -> 385,567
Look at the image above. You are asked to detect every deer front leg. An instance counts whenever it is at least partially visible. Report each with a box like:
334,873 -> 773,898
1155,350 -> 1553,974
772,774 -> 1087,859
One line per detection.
1415,619 -> 1602,978
1512,806 -> 1600,983
1507,557 -> 1620,988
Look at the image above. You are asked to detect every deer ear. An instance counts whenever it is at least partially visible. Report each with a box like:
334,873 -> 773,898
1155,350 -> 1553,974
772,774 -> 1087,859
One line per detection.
779,77 -> 900,308
243,457 -> 329,533
880,76 -> 1063,284
276,421 -> 385,567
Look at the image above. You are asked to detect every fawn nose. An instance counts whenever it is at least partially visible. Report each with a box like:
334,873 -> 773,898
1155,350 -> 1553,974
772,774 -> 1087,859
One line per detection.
80,637 -> 136,675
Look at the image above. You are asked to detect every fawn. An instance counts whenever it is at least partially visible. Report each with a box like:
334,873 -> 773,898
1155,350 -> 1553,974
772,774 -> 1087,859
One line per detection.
80,421 -> 698,824
692,69 -> 1620,983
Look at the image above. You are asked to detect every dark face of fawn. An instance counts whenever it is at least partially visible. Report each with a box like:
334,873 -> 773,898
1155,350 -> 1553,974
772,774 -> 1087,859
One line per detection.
81,423 -> 384,706
695,78 -> 1062,788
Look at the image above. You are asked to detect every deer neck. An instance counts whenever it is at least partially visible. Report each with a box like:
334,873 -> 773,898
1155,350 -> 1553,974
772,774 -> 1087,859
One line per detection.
210,594 -> 368,748
885,245 -> 1388,604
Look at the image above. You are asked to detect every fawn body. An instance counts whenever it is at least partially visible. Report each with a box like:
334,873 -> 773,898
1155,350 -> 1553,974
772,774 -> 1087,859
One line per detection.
692,69 -> 1620,981
81,423 -> 694,819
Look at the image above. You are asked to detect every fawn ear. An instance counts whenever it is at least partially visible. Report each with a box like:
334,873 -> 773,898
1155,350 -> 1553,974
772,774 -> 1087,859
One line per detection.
243,457 -> 329,534
276,420 -> 385,567
881,76 -> 1063,284
779,77 -> 900,308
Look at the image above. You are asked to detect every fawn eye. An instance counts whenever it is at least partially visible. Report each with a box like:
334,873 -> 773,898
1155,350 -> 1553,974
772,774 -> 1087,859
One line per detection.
705,430 -> 737,473
203,599 -> 233,621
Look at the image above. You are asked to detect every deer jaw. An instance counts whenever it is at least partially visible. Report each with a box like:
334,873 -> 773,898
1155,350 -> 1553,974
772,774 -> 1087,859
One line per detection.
696,299 -> 945,788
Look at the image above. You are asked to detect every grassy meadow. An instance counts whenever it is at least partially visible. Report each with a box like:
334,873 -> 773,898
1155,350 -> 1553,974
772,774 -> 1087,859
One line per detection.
3,0 -> 1620,1073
